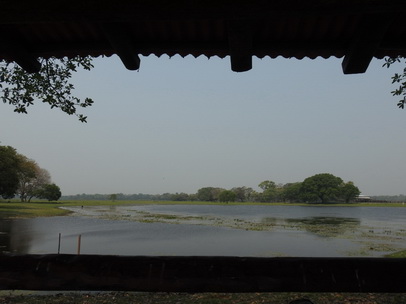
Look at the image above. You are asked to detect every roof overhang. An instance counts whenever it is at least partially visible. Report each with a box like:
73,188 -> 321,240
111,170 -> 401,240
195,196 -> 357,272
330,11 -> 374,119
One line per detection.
1,0 -> 406,74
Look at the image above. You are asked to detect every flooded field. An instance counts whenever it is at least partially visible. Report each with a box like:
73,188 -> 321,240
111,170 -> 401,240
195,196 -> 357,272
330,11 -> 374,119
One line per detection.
1,205 -> 405,257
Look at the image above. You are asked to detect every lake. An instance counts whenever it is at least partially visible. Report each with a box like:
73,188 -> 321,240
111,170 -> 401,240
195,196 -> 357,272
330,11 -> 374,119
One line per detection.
1,204 -> 405,257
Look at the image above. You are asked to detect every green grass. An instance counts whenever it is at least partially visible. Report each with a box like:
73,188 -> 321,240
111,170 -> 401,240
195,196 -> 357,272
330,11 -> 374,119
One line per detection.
0,199 -> 404,219
385,249 -> 406,258
0,202 -> 69,218
0,200 -> 152,219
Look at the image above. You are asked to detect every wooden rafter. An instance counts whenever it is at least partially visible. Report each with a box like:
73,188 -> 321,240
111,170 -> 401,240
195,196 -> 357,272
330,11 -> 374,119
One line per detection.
13,53 -> 41,74
228,20 -> 253,72
3,32 -> 41,73
342,14 -> 394,74
1,1 -> 406,24
1,1 -> 406,74
103,23 -> 140,70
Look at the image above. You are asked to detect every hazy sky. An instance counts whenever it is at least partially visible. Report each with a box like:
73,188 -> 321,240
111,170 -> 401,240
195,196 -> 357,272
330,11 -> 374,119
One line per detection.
1,55 -> 405,196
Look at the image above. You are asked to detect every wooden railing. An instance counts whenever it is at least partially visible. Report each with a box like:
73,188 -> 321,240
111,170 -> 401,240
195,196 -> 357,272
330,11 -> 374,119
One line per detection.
0,255 -> 405,292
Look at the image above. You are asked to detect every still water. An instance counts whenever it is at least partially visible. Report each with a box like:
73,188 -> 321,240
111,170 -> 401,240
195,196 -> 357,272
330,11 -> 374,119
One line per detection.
1,205 -> 405,257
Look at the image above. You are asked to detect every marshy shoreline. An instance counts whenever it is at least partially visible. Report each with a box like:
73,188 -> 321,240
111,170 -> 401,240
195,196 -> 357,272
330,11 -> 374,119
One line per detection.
1,199 -> 405,219
1,201 -> 405,303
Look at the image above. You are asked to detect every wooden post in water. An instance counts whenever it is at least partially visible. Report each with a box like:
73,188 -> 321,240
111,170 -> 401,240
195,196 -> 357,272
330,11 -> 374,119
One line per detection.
57,233 -> 61,254
77,235 -> 81,255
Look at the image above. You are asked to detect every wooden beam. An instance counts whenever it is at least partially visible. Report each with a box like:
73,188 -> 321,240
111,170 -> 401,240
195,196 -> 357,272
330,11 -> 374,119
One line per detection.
103,23 -> 140,70
26,39 -> 406,61
0,255 -> 405,292
13,54 -> 41,73
1,1 -> 406,24
228,20 -> 253,72
342,14 -> 393,74
3,33 -> 41,73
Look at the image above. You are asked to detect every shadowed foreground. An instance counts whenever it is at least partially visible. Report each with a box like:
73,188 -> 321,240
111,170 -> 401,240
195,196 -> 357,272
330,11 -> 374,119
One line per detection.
1,255 -> 405,304
1,292 -> 406,304
1,255 -> 405,292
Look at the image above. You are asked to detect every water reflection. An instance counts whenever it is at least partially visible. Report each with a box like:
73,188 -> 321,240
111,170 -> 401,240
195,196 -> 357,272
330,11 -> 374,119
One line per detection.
0,218 -> 11,253
0,217 -> 33,254
10,220 -> 33,254
1,205 -> 405,257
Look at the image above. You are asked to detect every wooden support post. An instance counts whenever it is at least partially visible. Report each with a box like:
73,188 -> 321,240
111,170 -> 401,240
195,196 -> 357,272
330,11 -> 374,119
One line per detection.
227,20 -> 253,72
77,235 -> 81,255
57,233 -> 61,254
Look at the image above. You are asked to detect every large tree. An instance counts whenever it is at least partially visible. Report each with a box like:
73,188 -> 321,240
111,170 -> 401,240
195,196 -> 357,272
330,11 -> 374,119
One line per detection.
231,186 -> 254,202
218,190 -> 236,203
339,181 -> 361,203
0,56 -> 94,122
27,168 -> 52,202
171,192 -> 190,201
196,187 -> 224,202
0,145 -> 55,201
16,156 -> 51,202
258,180 -> 278,202
0,145 -> 21,199
300,173 -> 344,203
16,155 -> 38,202
35,183 -> 62,201
281,182 -> 303,203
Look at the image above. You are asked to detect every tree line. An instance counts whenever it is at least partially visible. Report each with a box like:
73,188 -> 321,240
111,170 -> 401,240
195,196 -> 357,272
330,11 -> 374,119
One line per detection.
193,173 -> 360,203
0,145 -> 61,201
63,173 -> 361,204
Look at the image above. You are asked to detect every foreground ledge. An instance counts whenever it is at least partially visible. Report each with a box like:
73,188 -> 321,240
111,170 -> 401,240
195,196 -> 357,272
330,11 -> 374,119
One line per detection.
0,255 -> 405,292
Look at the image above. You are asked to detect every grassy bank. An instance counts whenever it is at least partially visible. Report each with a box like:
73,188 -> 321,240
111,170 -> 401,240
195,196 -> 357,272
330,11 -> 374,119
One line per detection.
0,200 -> 404,219
0,200 -> 155,218
386,249 -> 406,258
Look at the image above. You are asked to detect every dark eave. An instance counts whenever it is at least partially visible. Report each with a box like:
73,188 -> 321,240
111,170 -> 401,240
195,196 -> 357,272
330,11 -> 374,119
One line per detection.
1,0 -> 406,73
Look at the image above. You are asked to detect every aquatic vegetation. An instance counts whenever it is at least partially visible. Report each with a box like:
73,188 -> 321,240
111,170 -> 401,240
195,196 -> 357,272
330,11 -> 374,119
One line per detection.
284,217 -> 360,237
